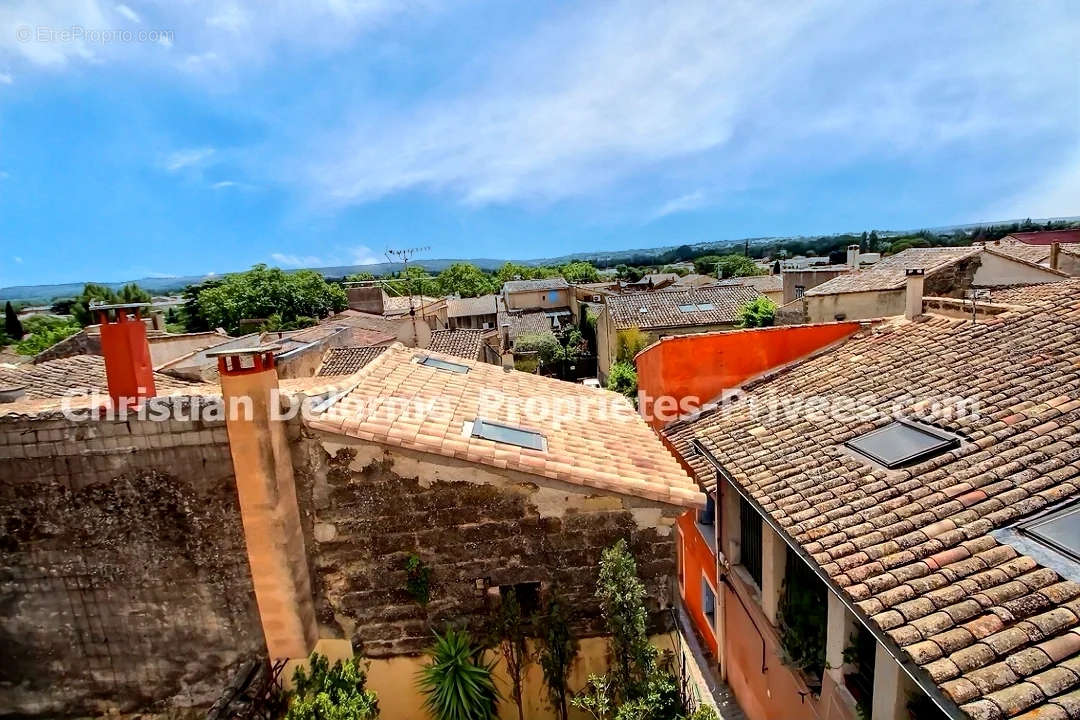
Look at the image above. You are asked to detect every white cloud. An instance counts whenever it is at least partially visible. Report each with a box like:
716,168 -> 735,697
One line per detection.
114,4 -> 139,23
271,252 -> 327,268
650,190 -> 707,220
206,4 -> 249,32
163,147 -> 215,172
0,72 -> 12,84
0,171 -> 8,181
347,246 -> 380,265
0,0 -> 108,67
13,256 -> 23,263
993,146 -> 1080,221
302,0 -> 1080,210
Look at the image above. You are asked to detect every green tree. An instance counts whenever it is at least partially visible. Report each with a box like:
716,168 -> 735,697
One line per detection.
596,540 -> 656,703
15,315 -> 82,355
737,297 -> 776,328
694,254 -> 763,278
495,262 -> 561,284
436,263 -> 497,298
193,265 -> 348,335
287,652 -> 380,720
418,628 -> 499,720
70,283 -> 119,325
615,328 -> 650,363
536,591 -> 579,720
491,589 -> 530,720
4,301 -> 23,340
606,361 -> 638,401
515,333 -> 564,364
345,271 -> 377,282
561,261 -> 600,284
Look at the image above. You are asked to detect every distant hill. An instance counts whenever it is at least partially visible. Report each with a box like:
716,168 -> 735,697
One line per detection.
4,215 -> 1076,304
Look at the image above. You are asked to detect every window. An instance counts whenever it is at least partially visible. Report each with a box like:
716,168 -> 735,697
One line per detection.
1018,500 -> 1080,562
676,529 -> 685,591
778,547 -> 828,685
418,355 -> 470,374
739,496 -> 763,588
843,624 -> 876,711
795,285 -> 806,299
500,582 -> 541,618
697,493 -> 715,527
845,420 -> 959,469
471,418 -> 546,451
677,302 -> 717,313
701,576 -> 716,628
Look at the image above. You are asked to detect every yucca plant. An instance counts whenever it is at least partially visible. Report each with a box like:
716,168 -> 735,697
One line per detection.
417,628 -> 499,720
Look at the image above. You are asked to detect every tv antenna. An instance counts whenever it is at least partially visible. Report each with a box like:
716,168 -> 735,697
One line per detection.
385,246 -> 431,343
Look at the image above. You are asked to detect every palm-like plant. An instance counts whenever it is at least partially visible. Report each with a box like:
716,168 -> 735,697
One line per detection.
417,628 -> 499,720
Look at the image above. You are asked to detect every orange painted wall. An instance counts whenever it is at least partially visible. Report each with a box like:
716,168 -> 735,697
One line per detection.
636,323 -> 861,427
722,578 -> 824,720
677,511 -> 719,657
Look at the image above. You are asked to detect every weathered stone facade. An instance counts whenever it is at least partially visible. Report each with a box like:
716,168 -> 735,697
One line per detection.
0,407 -> 264,717
293,433 -> 681,658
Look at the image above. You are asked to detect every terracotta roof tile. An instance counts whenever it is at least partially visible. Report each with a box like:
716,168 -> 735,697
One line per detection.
318,346 -> 388,375
664,279 -> 1080,717
308,344 -> 702,508
427,329 -> 487,360
605,285 -> 761,330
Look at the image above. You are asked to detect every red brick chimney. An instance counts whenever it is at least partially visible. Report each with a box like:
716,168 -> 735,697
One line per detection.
95,302 -> 156,405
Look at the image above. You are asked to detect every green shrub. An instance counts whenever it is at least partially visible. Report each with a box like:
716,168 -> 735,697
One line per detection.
417,628 -> 498,720
405,554 -> 432,607
737,297 -> 776,328
287,652 -> 379,720
606,362 -> 638,401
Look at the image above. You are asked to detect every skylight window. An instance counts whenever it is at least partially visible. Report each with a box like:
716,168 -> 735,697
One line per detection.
845,420 -> 959,469
1018,502 -> 1080,563
678,302 -> 716,312
471,418 -> 545,451
417,355 -> 470,374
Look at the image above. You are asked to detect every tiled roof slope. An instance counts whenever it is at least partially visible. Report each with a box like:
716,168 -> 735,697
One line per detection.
307,344 -> 703,508
664,280 -> 1080,719
0,355 -> 199,399
447,295 -> 498,318
498,309 -> 555,345
606,285 -> 761,331
1006,230 -> 1080,246
718,274 -> 783,294
318,346 -> 388,375
428,329 -> 486,360
503,277 -> 569,293
991,238 -> 1080,266
383,295 -> 441,316
806,247 -> 980,296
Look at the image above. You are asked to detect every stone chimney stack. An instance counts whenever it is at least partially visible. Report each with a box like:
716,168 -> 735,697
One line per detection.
905,268 -> 925,321
209,344 -> 317,665
1050,242 -> 1061,271
847,244 -> 860,268
95,302 -> 156,406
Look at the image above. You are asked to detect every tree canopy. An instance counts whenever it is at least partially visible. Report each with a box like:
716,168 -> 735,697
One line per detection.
692,254 -> 763,278
737,297 -> 777,328
70,283 -> 152,326
435,262 -> 498,298
560,261 -> 600,284
191,265 -> 347,335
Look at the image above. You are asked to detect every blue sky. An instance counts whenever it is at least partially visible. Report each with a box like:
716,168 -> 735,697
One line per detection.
0,0 -> 1078,287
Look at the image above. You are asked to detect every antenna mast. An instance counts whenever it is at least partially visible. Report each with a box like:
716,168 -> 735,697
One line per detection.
386,246 -> 431,345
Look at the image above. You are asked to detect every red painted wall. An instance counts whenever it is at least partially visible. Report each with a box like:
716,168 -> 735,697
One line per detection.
636,323 -> 861,427
678,511 -> 719,657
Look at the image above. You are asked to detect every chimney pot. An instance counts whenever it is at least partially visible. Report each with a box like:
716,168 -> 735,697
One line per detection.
847,244 -> 860,268
904,268 -> 925,321
94,302 -> 156,405
1050,242 -> 1061,271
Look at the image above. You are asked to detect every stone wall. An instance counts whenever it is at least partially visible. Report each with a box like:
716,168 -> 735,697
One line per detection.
293,435 -> 680,657
925,254 -> 980,297
0,405 -> 264,717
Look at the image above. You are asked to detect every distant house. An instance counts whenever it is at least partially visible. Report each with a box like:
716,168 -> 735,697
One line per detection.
446,294 -> 498,330
797,246 -> 1067,323
344,286 -> 449,334
717,274 -> 783,303
320,308 -> 436,348
989,230 -> 1080,276
596,285 -> 761,381
624,273 -> 679,292
501,277 -> 572,311
672,273 -> 717,289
